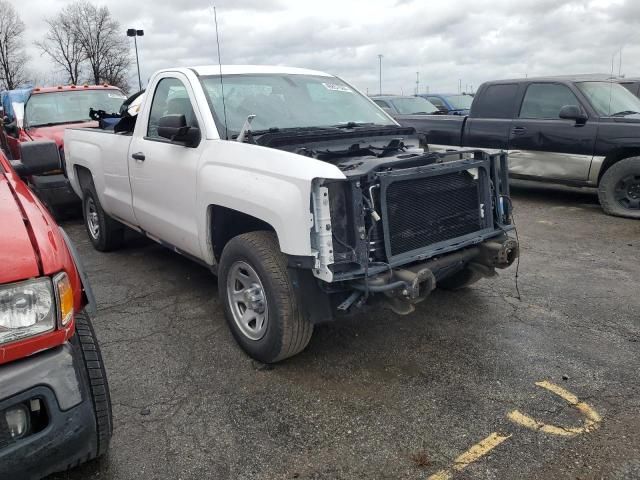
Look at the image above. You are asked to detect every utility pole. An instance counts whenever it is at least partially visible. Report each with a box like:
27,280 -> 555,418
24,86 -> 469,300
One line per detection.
415,71 -> 420,95
378,54 -> 383,95
458,79 -> 462,94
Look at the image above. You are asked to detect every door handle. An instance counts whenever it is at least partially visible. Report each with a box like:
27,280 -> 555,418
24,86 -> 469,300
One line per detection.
132,152 -> 145,161
511,126 -> 527,135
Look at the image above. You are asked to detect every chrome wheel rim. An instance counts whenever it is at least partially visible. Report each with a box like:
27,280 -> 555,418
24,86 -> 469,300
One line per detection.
86,197 -> 100,240
226,261 -> 268,341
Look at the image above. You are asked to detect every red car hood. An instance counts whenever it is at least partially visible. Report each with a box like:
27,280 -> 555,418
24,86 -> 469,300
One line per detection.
27,121 -> 98,148
0,164 -> 80,286
0,173 -> 40,282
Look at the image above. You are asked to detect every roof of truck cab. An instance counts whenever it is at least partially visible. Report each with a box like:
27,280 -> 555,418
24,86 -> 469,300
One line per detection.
32,85 -> 123,94
186,65 -> 334,77
486,74 -> 621,85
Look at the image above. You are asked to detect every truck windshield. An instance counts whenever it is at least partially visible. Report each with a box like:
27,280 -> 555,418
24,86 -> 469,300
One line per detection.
199,74 -> 395,135
443,94 -> 473,110
576,81 -> 640,116
25,89 -> 127,128
392,97 -> 439,114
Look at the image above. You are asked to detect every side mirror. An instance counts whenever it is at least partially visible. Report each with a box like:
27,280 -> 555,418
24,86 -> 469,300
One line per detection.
559,105 -> 587,123
381,106 -> 395,115
435,105 -> 449,114
157,114 -> 200,147
13,141 -> 61,177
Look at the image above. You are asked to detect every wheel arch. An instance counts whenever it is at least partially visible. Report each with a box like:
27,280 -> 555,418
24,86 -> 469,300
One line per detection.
74,164 -> 95,191
208,205 -> 278,263
598,148 -> 640,183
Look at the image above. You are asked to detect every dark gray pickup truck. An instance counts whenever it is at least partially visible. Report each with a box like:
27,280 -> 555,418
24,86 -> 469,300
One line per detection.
399,75 -> 640,219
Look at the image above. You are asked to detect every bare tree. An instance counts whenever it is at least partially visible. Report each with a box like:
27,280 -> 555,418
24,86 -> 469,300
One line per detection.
69,1 -> 130,86
36,6 -> 85,85
0,0 -> 28,90
100,47 -> 130,91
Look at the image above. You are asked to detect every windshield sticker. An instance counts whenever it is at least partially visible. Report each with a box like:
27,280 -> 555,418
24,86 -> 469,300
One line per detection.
322,83 -> 353,93
108,93 -> 127,99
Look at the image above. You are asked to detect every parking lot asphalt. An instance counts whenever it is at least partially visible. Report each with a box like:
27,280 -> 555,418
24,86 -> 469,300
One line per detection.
49,181 -> 639,480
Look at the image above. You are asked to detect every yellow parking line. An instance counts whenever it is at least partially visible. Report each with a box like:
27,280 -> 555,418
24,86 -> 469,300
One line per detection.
507,381 -> 601,436
427,432 -> 512,480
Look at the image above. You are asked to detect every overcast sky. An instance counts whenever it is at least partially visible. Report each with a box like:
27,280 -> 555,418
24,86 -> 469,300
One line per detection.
12,0 -> 640,94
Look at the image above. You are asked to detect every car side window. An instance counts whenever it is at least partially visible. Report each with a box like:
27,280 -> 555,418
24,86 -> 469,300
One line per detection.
471,84 -> 518,119
519,83 -> 581,119
427,96 -> 445,108
373,100 -> 391,109
147,77 -> 198,139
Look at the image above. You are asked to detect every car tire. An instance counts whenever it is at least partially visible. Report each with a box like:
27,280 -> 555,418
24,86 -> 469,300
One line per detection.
73,309 -> 113,459
598,156 -> 640,219
438,266 -> 484,290
218,231 -> 313,363
82,187 -> 124,251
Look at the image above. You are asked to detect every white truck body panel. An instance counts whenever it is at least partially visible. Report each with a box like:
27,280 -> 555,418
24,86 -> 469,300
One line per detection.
65,65 -> 346,266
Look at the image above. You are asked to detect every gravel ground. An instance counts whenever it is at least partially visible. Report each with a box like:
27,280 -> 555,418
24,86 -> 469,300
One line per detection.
49,181 -> 639,480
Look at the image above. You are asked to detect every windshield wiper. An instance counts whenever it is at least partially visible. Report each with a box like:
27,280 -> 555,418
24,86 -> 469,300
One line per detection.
611,110 -> 640,117
332,122 -> 377,129
28,119 -> 89,128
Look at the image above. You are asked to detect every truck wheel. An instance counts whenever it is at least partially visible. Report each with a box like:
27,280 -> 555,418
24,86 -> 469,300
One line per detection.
82,187 -> 124,251
218,231 -> 313,363
438,266 -> 483,290
598,156 -> 640,219
73,310 -> 113,459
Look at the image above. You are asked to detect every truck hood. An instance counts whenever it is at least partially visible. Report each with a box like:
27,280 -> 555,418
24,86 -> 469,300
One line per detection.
0,166 -> 78,284
26,121 -> 98,148
0,172 -> 40,283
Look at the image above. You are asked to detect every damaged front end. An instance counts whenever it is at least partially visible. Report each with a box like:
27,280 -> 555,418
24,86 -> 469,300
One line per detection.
309,147 -> 518,315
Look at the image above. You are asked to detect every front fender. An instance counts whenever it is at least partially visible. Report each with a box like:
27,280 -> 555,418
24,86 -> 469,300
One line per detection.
196,141 -> 345,263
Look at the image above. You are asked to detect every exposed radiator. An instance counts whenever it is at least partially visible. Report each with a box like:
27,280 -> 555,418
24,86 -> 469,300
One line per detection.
384,171 -> 484,257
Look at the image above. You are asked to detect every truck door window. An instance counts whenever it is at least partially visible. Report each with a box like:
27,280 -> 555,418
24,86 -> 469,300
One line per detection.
519,83 -> 580,119
471,84 -> 518,118
427,97 -> 445,108
147,77 -> 198,139
373,100 -> 391,109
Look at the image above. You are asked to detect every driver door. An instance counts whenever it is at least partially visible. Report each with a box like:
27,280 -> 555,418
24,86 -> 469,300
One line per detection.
129,73 -> 204,258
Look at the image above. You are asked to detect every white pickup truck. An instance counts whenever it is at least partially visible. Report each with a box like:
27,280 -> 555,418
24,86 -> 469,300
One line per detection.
62,65 -> 518,363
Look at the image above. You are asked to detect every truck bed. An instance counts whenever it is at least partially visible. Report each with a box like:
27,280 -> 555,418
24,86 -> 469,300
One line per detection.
394,114 -> 466,148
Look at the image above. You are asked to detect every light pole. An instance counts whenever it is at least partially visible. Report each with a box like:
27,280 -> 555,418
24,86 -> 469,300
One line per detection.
378,54 -> 383,95
127,28 -> 144,91
415,71 -> 419,95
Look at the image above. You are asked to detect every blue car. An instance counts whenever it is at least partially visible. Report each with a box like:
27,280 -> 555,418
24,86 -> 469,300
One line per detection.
417,93 -> 474,115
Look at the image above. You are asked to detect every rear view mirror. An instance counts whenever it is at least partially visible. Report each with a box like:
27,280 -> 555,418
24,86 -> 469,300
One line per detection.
157,114 -> 200,147
559,105 -> 587,123
13,141 -> 61,177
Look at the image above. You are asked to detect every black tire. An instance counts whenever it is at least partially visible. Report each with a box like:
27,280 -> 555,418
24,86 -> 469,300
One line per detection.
438,266 -> 484,290
598,156 -> 640,219
73,309 -> 113,459
82,187 -> 124,251
218,231 -> 313,363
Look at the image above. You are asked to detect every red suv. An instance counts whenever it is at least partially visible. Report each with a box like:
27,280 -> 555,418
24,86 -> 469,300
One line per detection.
0,140 -> 112,478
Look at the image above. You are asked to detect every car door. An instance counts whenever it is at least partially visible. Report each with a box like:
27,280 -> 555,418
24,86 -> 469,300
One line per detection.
464,83 -> 519,150
508,82 -> 597,182
128,73 -> 204,258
